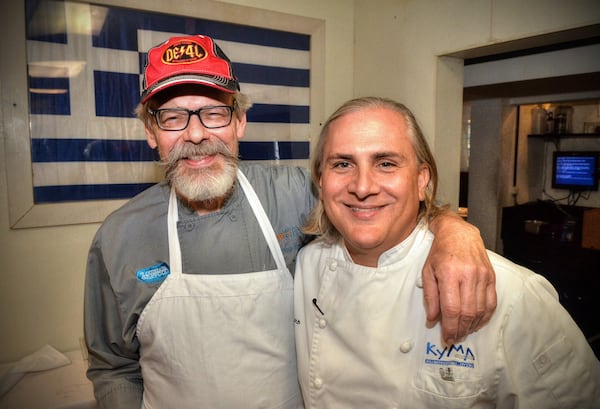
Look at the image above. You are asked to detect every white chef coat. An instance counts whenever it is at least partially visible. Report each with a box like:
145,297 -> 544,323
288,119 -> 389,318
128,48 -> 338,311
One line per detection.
136,169 -> 303,408
294,222 -> 600,409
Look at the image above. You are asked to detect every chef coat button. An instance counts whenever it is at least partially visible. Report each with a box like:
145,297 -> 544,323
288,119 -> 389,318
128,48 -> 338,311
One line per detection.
328,261 -> 338,271
314,377 -> 323,389
318,318 -> 327,328
399,340 -> 413,353
533,352 -> 551,374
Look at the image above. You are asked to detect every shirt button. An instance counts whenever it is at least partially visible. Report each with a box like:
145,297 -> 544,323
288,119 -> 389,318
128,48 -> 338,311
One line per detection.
318,318 -> 327,328
184,222 -> 194,231
314,377 -> 323,389
328,261 -> 338,271
399,340 -> 413,353
534,353 -> 551,374
229,214 -> 237,221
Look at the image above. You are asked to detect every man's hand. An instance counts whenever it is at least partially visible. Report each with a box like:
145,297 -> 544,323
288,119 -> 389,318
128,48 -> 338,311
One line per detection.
423,211 -> 496,345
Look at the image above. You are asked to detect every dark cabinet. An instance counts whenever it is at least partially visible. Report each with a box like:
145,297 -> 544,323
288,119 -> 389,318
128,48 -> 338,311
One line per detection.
501,201 -> 600,357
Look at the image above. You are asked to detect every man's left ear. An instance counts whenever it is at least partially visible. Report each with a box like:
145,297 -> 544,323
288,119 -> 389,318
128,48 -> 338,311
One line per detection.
235,112 -> 247,140
144,126 -> 158,149
418,164 -> 430,202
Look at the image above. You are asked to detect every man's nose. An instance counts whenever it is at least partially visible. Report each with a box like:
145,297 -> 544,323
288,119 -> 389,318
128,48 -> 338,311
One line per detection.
348,167 -> 379,198
182,113 -> 210,143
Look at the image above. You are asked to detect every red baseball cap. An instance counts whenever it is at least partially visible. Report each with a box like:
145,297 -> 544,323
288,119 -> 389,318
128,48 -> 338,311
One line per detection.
140,34 -> 240,103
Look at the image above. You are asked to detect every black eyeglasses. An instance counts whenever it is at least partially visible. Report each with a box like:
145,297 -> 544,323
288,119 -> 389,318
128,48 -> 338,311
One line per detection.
148,105 -> 235,131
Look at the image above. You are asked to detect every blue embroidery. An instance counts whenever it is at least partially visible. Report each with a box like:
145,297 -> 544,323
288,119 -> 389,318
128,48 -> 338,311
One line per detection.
136,262 -> 170,284
424,341 -> 476,369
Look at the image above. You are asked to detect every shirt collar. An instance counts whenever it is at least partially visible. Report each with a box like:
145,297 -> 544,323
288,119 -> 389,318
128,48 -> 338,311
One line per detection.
340,220 -> 428,267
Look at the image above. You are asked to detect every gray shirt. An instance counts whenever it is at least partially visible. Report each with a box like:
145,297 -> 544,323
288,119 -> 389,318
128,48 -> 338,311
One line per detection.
84,163 -> 315,408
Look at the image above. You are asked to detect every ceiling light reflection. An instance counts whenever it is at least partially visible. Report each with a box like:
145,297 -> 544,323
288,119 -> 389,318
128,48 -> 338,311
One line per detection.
28,60 -> 86,78
30,88 -> 68,94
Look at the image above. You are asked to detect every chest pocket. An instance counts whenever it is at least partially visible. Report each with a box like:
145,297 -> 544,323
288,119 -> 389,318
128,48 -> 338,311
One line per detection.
412,364 -> 493,408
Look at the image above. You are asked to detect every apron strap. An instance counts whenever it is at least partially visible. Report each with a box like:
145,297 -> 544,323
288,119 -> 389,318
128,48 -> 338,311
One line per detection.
236,169 -> 288,271
168,188 -> 183,274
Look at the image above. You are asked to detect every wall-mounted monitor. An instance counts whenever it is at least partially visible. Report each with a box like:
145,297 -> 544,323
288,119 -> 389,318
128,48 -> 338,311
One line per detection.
552,151 -> 599,191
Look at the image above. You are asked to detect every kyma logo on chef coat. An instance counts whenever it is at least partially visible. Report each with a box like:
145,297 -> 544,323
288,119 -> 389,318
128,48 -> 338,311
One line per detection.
424,341 -> 476,368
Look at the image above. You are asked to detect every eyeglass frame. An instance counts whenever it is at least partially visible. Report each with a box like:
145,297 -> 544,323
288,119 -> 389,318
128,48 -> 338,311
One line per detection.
148,102 -> 237,131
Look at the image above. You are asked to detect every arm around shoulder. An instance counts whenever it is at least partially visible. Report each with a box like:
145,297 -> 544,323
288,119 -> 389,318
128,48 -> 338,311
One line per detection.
422,208 -> 497,344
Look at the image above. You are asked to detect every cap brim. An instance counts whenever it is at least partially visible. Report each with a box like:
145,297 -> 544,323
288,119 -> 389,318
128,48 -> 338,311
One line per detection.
141,75 -> 238,103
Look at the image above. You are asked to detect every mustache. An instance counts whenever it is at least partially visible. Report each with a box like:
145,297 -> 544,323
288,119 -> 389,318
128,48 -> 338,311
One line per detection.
159,140 -> 238,169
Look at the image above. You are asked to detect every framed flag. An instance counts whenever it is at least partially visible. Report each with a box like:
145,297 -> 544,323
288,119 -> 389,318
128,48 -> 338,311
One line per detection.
4,0 -> 324,228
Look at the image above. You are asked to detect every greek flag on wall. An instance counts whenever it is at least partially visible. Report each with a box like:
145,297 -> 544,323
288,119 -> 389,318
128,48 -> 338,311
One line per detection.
26,0 -> 311,203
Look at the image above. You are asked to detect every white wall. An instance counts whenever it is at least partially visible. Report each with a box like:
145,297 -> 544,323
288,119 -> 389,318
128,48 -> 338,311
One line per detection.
1,0 -> 599,363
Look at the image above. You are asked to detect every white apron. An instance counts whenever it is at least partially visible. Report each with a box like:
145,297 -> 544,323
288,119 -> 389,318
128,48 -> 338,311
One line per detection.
137,169 -> 303,409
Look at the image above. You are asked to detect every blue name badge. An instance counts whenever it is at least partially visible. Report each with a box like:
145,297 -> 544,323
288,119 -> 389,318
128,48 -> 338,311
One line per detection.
136,262 -> 170,284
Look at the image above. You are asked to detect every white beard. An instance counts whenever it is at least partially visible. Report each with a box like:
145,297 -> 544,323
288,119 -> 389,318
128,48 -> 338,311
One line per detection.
170,157 -> 237,202
160,140 -> 238,203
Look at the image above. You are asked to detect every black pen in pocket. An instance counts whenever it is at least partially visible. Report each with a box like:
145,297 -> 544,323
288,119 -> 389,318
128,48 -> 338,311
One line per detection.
312,298 -> 324,315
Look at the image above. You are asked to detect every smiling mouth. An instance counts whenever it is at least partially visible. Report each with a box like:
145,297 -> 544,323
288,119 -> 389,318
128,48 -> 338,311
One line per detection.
184,153 -> 215,161
181,154 -> 218,167
348,204 -> 386,214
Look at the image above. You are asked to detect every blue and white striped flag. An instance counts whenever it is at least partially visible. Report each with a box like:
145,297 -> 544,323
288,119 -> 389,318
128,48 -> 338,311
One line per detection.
26,0 -> 311,203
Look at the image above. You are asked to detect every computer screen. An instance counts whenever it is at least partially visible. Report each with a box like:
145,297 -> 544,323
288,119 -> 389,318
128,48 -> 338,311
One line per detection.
552,151 -> 599,191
